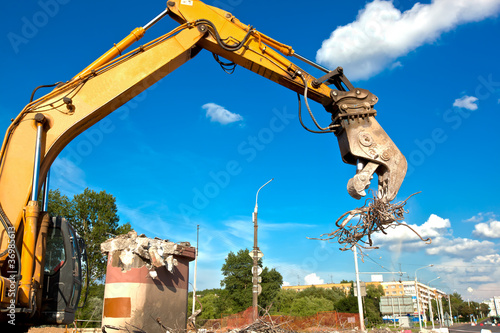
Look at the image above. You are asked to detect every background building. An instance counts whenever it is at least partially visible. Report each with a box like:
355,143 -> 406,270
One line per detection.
283,280 -> 448,320
483,296 -> 500,317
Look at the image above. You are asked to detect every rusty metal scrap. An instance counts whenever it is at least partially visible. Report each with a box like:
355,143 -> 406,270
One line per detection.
309,192 -> 430,252
100,230 -> 191,273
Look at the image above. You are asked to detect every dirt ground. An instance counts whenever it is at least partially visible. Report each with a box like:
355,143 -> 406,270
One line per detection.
26,326 -> 396,333
28,327 -> 101,333
28,328 -> 67,333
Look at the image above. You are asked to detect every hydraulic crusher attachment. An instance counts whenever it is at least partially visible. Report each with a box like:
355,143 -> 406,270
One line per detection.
316,67 -> 408,202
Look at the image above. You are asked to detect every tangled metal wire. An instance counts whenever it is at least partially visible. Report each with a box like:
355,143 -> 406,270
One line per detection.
309,192 -> 430,252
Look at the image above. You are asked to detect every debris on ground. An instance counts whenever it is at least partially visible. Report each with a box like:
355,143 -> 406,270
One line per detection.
309,191 -> 429,253
229,319 -> 295,333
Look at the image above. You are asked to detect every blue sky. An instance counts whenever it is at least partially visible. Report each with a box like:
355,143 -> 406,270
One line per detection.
1,0 -> 500,301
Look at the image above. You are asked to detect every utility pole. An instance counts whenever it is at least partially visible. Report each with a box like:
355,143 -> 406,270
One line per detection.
353,246 -> 365,332
430,297 -> 435,330
439,297 -> 445,325
415,264 -> 433,332
191,225 -> 199,316
448,294 -> 453,325
436,296 -> 442,327
428,276 -> 440,329
252,178 -> 273,322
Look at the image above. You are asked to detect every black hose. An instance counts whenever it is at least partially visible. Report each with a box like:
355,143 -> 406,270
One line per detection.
195,19 -> 253,52
29,82 -> 63,102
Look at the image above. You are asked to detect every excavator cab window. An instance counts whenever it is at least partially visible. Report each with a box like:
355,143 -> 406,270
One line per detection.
41,217 -> 82,325
44,228 -> 65,275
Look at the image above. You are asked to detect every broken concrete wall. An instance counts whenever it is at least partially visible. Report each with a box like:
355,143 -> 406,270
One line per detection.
100,231 -> 195,332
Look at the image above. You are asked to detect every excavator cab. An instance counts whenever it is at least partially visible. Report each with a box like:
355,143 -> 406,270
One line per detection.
41,217 -> 85,325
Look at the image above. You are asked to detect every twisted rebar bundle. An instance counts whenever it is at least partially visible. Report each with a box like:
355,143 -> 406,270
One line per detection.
310,192 -> 430,252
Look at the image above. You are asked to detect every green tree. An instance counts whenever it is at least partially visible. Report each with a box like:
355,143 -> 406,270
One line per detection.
259,267 -> 283,310
335,295 -> 358,313
290,296 -> 333,316
448,292 -> 463,320
46,188 -> 73,217
458,303 -> 473,321
296,286 -> 345,303
272,289 -> 297,314
364,284 -> 384,326
47,188 -> 132,324
479,303 -> 490,318
71,188 -> 132,283
220,249 -> 283,313
188,288 -> 236,321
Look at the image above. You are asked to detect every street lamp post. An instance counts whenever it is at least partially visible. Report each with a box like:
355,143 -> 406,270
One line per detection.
415,264 -> 434,332
191,225 -> 199,318
353,246 -> 365,332
448,294 -> 453,325
467,287 -> 473,324
252,178 -> 273,322
428,276 -> 441,330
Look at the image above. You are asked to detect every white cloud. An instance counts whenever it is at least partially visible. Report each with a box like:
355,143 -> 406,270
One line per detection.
473,220 -> 500,238
304,273 -> 324,285
390,61 -> 403,70
316,0 -> 500,80
261,222 -> 317,230
224,219 -> 254,243
203,103 -> 243,125
464,212 -> 497,223
222,218 -> 316,246
373,214 -> 451,245
425,237 -> 495,259
373,214 -> 497,259
433,256 -> 500,300
51,157 -> 87,196
453,96 -> 479,110
475,254 -> 500,264
283,281 -> 291,287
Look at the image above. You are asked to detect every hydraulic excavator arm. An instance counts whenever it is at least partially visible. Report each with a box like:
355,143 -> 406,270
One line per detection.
0,0 -> 406,324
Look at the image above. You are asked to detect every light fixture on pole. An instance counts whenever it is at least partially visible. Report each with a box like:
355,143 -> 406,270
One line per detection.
415,264 -> 433,332
252,178 -> 273,322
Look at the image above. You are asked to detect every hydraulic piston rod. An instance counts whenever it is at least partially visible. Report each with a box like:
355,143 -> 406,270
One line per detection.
19,113 -> 46,306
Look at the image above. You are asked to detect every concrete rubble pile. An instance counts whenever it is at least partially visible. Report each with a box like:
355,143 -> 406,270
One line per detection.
101,230 -> 191,277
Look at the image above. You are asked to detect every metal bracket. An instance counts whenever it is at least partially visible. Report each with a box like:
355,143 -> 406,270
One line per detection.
311,66 -> 354,91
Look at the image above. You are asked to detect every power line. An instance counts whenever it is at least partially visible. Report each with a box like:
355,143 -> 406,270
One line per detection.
404,263 -> 499,268
361,251 -> 396,273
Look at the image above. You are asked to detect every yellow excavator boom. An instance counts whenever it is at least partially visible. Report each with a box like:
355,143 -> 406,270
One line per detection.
0,0 -> 406,324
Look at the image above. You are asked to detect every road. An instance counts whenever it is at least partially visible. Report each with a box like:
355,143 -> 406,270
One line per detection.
448,322 -> 500,333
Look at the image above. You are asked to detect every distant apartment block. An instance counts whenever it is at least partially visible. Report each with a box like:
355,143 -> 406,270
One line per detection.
283,280 -> 447,320
483,296 -> 500,317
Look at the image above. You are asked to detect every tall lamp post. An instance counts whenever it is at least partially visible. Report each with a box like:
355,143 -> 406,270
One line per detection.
428,276 -> 441,330
353,246 -> 365,332
191,225 -> 199,318
415,264 -> 433,332
252,178 -> 273,322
